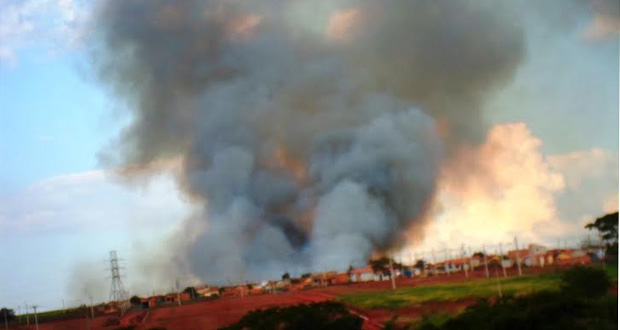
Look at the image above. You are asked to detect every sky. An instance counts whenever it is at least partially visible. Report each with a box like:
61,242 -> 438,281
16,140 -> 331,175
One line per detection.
0,0 -> 618,312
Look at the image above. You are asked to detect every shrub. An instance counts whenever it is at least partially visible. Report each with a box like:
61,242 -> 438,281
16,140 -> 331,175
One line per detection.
129,295 -> 142,306
561,266 -> 611,298
218,301 -> 362,330
421,268 -> 617,330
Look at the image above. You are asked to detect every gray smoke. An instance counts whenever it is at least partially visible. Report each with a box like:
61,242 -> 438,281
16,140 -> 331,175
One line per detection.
91,0 -> 524,283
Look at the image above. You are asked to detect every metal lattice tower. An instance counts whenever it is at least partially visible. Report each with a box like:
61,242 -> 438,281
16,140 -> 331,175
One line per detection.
108,250 -> 128,302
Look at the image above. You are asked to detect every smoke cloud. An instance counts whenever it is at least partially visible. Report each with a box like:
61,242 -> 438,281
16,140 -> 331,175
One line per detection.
90,0 -> 525,283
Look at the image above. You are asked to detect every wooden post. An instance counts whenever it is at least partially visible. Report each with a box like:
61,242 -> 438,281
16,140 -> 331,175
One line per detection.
462,245 -> 469,278
388,257 -> 396,290
499,242 -> 507,278
494,268 -> 503,298
483,244 -> 490,278
514,237 -> 523,276
444,248 -> 450,276
431,249 -> 438,276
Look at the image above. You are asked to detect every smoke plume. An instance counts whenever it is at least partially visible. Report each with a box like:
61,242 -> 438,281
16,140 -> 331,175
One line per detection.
91,0 -> 525,283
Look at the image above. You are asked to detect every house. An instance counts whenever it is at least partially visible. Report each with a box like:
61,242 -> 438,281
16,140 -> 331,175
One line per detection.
323,273 -> 350,285
196,286 -> 220,298
508,249 -> 529,265
444,258 -> 471,273
250,287 -> 264,295
554,249 -> 591,266
470,256 -> 482,268
556,254 -> 591,266
144,295 -> 164,308
432,262 -> 447,274
311,272 -> 350,286
349,266 -> 377,282
164,293 -> 181,304
508,244 -> 548,266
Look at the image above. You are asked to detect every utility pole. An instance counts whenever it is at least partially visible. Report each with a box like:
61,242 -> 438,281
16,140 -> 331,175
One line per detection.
494,268 -> 503,298
4,308 -> 8,330
499,242 -> 507,278
24,303 -> 29,326
62,299 -> 66,314
461,245 -> 469,278
444,247 -> 450,276
32,305 -> 39,330
175,279 -> 182,307
431,249 -> 438,276
483,244 -> 490,278
89,296 -> 95,319
388,256 -> 396,290
17,306 -> 21,324
468,246 -> 475,277
514,237 -> 523,276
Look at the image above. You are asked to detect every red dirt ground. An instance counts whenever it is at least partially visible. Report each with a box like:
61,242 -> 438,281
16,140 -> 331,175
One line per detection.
12,265 -> 582,330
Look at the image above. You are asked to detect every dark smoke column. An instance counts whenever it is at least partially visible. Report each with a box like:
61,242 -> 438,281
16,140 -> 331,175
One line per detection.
90,0 -> 523,283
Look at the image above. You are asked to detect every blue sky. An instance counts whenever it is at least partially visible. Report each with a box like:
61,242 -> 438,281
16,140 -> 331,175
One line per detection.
0,0 -> 618,313
0,50 -> 109,193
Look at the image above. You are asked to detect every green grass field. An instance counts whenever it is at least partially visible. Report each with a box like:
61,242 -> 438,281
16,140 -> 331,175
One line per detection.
19,306 -> 95,323
339,273 -> 563,309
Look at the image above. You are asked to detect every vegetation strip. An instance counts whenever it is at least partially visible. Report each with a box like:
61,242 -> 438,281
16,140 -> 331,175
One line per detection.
339,273 -> 562,309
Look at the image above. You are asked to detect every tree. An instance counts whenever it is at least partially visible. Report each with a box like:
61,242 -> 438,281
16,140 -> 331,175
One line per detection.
369,257 -> 402,275
183,286 -> 198,299
129,295 -> 142,306
585,212 -> 618,242
281,272 -> 290,281
0,308 -> 15,323
369,257 -> 390,274
585,211 -> 619,260
472,252 -> 484,258
414,259 -> 426,270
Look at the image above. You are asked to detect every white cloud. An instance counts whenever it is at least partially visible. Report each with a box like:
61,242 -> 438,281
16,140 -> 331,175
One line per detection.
0,0 -> 89,66
549,148 -> 619,226
0,167 -> 196,309
411,123 -> 619,252
0,168 -> 192,234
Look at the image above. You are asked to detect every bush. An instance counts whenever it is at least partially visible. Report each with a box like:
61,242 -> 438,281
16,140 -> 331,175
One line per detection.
435,291 -> 617,330
129,295 -> 142,306
218,301 -> 363,330
414,267 -> 616,330
561,266 -> 611,298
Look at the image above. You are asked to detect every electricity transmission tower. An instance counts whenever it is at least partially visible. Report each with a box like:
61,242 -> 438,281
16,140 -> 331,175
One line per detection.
108,250 -> 128,302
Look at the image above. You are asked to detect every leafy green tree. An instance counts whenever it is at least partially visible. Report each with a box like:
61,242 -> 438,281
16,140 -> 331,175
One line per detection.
0,308 -> 15,323
129,295 -> 142,306
183,286 -> 198,298
281,272 -> 290,281
586,212 -> 618,242
370,257 -> 403,275
586,212 -> 618,260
